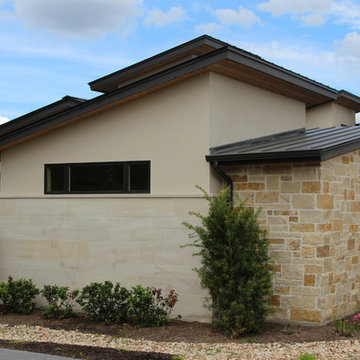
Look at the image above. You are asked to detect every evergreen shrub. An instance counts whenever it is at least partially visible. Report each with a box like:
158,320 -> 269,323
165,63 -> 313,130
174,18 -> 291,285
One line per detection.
183,186 -> 273,336
41,285 -> 79,319
76,281 -> 129,324
0,276 -> 39,314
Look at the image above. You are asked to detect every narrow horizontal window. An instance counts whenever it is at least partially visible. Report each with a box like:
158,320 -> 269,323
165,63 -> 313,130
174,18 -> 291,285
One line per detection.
44,161 -> 150,194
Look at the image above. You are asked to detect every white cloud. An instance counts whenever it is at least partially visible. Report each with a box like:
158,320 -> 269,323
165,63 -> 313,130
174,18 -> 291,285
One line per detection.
0,116 -> 9,124
257,0 -> 331,16
297,13 -> 326,26
195,22 -> 221,34
257,0 -> 360,28
13,0 -> 143,38
143,6 -> 185,28
232,36 -> 360,92
214,6 -> 262,27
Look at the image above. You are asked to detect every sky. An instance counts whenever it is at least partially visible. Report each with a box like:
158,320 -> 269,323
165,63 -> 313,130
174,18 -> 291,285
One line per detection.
1,0 -> 360,125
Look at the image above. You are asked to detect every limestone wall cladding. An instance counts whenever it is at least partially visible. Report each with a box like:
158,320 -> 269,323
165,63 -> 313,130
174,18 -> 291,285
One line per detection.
0,196 -> 210,322
226,150 -> 360,324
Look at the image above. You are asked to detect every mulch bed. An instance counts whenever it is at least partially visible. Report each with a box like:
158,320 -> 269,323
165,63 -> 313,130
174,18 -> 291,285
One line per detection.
0,309 -> 354,359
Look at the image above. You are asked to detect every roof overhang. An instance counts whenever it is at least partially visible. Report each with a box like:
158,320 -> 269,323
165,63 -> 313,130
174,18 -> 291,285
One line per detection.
89,35 -> 227,93
206,127 -> 360,164
2,36 -> 360,152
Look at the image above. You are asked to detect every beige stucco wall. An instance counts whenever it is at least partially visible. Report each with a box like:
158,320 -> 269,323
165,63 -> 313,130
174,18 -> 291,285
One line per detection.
0,195 -> 211,322
1,73 -> 212,196
306,102 -> 355,129
209,72 -> 306,147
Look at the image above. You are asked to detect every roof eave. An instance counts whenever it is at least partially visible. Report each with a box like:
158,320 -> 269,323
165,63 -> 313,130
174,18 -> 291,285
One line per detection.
206,150 -> 322,164
88,35 -> 227,93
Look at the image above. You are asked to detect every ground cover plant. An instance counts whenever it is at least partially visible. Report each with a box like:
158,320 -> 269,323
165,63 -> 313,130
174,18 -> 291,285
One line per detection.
183,186 -> 273,337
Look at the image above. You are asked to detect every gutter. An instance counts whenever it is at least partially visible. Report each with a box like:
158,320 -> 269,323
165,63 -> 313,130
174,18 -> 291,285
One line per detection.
211,161 -> 233,205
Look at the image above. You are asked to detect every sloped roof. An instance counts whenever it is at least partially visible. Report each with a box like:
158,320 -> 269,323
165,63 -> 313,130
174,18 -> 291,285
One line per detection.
1,35 -> 360,151
0,96 -> 85,137
207,126 -> 360,163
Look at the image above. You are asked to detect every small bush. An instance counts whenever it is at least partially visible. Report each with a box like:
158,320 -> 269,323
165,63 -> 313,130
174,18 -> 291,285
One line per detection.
76,281 -> 129,324
41,285 -> 79,319
299,354 -> 317,360
0,276 -> 39,314
183,186 -> 273,337
127,285 -> 178,327
333,312 -> 360,336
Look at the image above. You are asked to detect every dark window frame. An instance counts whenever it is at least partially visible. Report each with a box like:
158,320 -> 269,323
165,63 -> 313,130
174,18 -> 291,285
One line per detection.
44,161 -> 150,194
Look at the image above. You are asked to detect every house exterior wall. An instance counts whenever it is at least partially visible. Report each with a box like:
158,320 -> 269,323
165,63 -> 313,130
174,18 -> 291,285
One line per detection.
306,102 -> 355,129
0,195 -> 211,322
209,72 -> 306,147
1,73 -> 212,196
225,150 -> 360,324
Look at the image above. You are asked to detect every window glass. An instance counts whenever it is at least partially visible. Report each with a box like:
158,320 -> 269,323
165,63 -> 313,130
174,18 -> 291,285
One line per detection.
129,163 -> 149,191
46,166 -> 66,193
45,161 -> 149,194
71,164 -> 124,192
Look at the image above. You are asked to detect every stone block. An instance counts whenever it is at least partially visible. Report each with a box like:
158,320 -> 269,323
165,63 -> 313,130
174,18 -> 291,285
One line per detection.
348,239 -> 355,250
316,194 -> 334,209
304,274 -> 315,286
303,233 -> 322,245
292,195 -> 315,209
290,309 -> 322,322
332,219 -> 343,231
323,182 -> 330,193
283,296 -> 316,308
281,175 -> 293,181
275,286 -> 290,294
266,176 -> 279,190
302,181 -> 321,193
264,165 -> 292,174
269,238 -> 284,244
230,174 -> 247,182
269,295 -> 280,306
282,264 -> 303,280
287,239 -> 300,250
305,265 -> 323,274
281,182 -> 301,193
255,192 -> 279,203
349,225 -> 359,232
290,223 -> 314,232
350,201 -> 360,212
299,210 -> 323,223
317,223 -> 332,232
293,166 -> 319,180
302,246 -> 315,258
317,245 -> 330,258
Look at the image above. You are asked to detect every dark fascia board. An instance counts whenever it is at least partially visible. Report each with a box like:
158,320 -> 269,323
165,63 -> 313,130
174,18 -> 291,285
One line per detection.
226,49 -> 338,100
206,139 -> 360,164
0,96 -> 86,136
336,90 -> 360,112
1,46 -> 353,150
88,35 -> 227,93
206,150 -> 322,163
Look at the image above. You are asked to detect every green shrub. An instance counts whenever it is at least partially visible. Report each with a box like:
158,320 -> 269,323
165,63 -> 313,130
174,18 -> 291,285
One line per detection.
76,281 -> 129,324
299,354 -> 317,360
183,186 -> 273,337
41,285 -> 79,319
127,285 -> 178,327
0,276 -> 39,314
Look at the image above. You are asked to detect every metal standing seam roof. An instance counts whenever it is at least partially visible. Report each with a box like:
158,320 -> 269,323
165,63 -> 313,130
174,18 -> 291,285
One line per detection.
206,126 -> 360,163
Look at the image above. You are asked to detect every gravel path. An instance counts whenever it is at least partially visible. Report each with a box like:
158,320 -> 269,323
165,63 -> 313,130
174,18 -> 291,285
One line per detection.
1,323 -> 360,359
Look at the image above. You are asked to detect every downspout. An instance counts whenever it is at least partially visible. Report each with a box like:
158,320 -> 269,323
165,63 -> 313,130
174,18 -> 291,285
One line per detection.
211,161 -> 233,205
